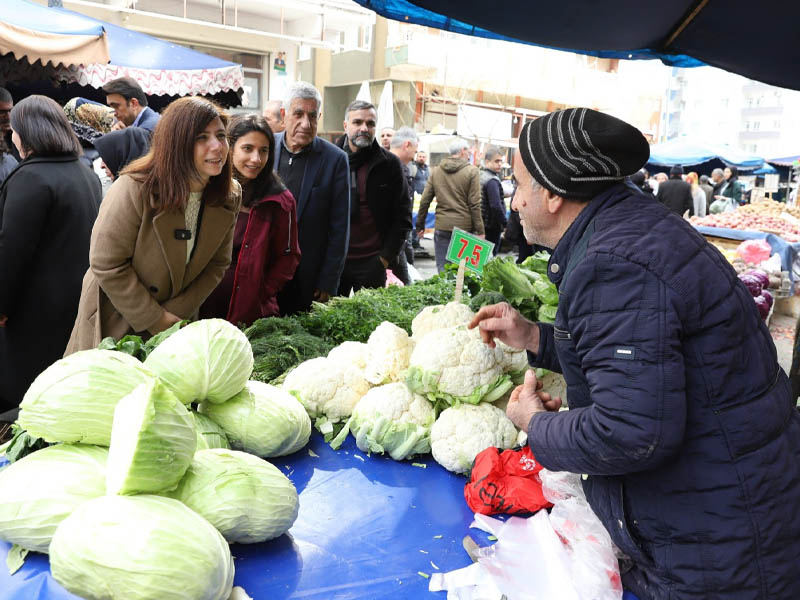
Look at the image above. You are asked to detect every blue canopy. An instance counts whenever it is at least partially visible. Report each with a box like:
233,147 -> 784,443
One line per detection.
647,138 -> 767,170
0,0 -> 109,67
354,0 -> 800,91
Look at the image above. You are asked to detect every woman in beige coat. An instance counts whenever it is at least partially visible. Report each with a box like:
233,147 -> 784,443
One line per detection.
66,97 -> 240,354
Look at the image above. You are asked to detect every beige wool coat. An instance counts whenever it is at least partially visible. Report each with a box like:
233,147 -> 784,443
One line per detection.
65,174 -> 240,354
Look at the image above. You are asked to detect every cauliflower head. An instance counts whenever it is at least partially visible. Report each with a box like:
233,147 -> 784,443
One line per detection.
327,341 -> 370,370
493,340 -> 529,384
282,357 -> 370,425
331,382 -> 435,460
405,326 -> 513,407
364,322 -> 414,385
430,402 -> 518,474
411,302 -> 475,339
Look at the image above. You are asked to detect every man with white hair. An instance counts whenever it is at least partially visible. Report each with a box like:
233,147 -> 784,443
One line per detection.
390,126 -> 420,276
273,81 -> 350,313
415,139 -> 484,272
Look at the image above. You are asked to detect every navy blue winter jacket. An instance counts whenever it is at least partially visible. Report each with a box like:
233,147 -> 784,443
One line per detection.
528,181 -> 800,599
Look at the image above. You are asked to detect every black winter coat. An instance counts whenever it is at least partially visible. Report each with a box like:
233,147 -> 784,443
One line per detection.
657,178 -> 694,216
0,156 -> 101,413
336,136 -> 412,263
528,182 -> 800,599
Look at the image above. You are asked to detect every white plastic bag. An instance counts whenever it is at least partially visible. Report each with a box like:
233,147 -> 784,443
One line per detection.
540,470 -> 623,600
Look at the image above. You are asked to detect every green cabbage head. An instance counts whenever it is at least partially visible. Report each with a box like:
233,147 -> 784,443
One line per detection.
191,411 -> 230,450
199,381 -> 310,457
17,350 -> 155,445
169,448 -> 299,544
0,444 -> 107,553
144,318 -> 253,404
50,494 -> 234,600
106,378 -> 197,495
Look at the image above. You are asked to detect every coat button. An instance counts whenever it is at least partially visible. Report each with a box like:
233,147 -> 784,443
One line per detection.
244,244 -> 249,249
550,263 -> 560,273
149,286 -> 158,293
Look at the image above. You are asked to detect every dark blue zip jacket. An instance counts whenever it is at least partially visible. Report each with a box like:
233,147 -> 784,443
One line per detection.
527,181 -> 800,599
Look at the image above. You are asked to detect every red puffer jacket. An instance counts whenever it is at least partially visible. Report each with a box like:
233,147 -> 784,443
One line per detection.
227,188 -> 300,324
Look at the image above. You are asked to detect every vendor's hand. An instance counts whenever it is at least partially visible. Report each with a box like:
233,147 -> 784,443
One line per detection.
379,256 -> 389,269
468,302 -> 539,352
506,370 -> 562,430
148,310 -> 181,335
111,120 -> 126,131
313,289 -> 330,303
417,229 -> 425,239
476,233 -> 486,240
0,315 -> 7,327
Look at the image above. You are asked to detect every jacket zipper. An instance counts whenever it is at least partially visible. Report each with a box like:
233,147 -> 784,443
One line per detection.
284,210 -> 292,255
554,326 -> 571,341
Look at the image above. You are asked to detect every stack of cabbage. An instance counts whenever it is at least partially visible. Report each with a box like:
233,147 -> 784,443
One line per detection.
0,319 -> 307,600
284,302 -> 543,475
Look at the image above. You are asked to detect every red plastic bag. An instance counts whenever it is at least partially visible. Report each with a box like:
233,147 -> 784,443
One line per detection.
464,446 -> 553,516
736,239 -> 772,264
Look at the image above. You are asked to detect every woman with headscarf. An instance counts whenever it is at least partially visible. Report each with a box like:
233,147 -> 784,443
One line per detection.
94,127 -> 152,181
200,114 -> 300,325
65,97 -> 240,353
0,96 -> 102,416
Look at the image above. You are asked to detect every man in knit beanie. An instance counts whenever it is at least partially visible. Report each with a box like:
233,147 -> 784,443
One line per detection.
470,108 -> 800,599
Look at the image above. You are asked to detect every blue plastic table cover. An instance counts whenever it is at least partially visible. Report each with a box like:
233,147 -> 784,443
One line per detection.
0,433 -> 640,599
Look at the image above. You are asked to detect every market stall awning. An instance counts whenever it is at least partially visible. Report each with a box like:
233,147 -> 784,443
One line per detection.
0,0 -> 109,67
354,0 -> 800,91
1,4 -> 243,100
647,137 -> 766,171
54,17 -> 244,98
768,155 -> 800,168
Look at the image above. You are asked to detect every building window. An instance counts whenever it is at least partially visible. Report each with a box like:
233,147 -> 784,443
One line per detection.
753,121 -> 760,131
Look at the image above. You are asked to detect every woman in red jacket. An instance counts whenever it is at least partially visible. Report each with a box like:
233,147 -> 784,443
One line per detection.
201,114 -> 300,325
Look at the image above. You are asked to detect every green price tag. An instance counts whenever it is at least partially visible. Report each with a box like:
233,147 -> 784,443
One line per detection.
445,228 -> 494,274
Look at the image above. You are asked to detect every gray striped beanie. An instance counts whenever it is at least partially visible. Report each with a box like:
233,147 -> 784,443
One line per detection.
519,108 -> 650,200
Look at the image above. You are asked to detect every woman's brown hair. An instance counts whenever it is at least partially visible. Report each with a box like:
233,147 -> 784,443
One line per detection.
122,96 -> 233,212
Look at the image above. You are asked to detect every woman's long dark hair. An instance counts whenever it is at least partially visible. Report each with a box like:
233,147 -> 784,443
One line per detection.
227,114 -> 284,207
727,166 -> 739,181
122,97 -> 233,213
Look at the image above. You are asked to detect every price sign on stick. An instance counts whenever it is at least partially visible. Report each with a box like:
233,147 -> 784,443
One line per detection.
445,228 -> 494,275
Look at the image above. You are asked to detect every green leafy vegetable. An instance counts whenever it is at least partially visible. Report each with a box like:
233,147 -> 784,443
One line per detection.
1,424 -> 48,463
532,278 -> 559,307
168,448 -> 299,544
49,494 -> 234,600
18,350 -> 155,445
191,411 -> 230,450
538,304 -> 558,323
520,251 -> 551,275
97,321 -> 187,361
6,544 -> 28,575
144,318 -> 253,405
198,381 -> 311,458
0,444 -> 108,552
106,379 -> 197,495
469,290 -> 509,313
245,317 -> 333,383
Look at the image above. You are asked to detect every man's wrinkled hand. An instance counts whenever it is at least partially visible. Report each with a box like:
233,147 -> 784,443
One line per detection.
506,370 -> 562,430
467,302 -> 538,351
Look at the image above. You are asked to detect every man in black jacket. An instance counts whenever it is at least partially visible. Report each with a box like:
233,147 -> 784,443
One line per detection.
336,100 -> 411,294
656,164 -> 693,216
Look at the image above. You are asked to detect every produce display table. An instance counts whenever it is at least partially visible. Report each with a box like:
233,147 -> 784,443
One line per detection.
695,225 -> 800,280
1,434 -> 641,599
